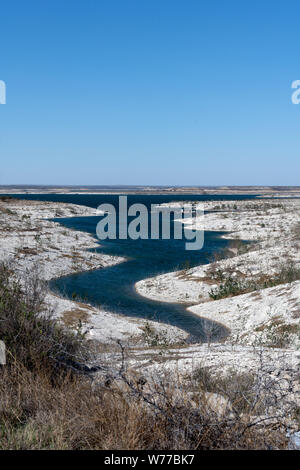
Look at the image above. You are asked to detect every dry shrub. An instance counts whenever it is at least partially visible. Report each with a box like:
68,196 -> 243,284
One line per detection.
0,262 -> 88,375
209,261 -> 300,300
0,359 -> 288,450
0,262 -> 291,449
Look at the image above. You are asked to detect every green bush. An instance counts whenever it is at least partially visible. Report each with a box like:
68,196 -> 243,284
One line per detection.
209,261 -> 300,300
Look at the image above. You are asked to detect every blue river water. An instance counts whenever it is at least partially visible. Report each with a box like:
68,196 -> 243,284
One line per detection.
9,194 -> 258,342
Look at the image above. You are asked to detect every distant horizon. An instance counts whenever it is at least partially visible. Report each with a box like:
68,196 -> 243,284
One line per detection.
1,184 -> 300,190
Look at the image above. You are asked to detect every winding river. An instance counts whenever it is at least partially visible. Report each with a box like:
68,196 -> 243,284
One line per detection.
10,194 -> 257,342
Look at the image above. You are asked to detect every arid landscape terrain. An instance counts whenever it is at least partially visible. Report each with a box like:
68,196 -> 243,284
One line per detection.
1,189 -> 300,449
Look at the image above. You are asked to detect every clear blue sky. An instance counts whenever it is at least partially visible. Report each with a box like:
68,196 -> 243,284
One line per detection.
0,0 -> 299,186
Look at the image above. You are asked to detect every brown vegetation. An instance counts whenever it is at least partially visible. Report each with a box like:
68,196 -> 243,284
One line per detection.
0,263 -> 296,449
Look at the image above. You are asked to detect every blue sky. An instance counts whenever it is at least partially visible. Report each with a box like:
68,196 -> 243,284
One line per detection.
0,0 -> 299,186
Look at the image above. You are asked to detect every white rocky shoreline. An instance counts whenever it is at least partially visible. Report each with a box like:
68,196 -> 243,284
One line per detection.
136,198 -> 300,348
0,195 -> 300,392
0,196 -> 187,346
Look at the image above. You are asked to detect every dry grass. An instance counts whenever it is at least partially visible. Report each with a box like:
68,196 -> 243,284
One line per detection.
62,308 -> 90,328
0,261 -> 294,450
0,359 -> 289,450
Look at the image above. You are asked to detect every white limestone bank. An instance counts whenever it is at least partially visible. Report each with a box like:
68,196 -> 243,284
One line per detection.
0,197 -> 188,345
1,196 -> 300,374
1,195 -> 300,432
136,198 -> 300,348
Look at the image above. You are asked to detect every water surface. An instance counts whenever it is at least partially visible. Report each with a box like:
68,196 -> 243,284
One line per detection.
9,194 -> 257,341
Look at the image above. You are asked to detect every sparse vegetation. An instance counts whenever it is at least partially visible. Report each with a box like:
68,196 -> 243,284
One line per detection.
0,262 -> 89,374
0,263 -> 295,449
141,321 -> 171,347
209,261 -> 300,300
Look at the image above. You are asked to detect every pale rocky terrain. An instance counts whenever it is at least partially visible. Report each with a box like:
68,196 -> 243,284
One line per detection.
1,195 -> 300,439
0,197 -> 187,345
136,198 -> 300,348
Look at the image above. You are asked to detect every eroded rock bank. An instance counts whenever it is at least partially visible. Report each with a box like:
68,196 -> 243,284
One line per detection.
1,194 -> 300,439
0,197 -> 187,345
136,198 -> 300,348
